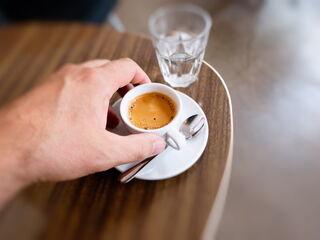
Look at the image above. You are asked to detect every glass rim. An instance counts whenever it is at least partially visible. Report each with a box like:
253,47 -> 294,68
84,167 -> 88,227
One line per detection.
148,3 -> 212,43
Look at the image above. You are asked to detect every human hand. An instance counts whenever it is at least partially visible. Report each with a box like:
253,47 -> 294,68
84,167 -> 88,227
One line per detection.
0,58 -> 166,206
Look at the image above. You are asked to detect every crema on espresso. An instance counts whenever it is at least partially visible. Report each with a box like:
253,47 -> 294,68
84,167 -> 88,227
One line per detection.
128,92 -> 176,130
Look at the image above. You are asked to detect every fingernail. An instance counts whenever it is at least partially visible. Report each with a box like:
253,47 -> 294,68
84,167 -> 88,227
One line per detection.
152,137 -> 166,155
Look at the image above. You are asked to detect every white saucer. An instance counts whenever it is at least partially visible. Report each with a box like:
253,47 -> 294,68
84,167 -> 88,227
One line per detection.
112,91 -> 209,181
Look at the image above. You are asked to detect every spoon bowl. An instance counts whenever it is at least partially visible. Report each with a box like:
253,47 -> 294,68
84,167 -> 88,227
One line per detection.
180,114 -> 205,139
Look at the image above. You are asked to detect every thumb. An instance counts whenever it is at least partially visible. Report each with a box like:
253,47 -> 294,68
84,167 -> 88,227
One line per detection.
113,133 -> 166,165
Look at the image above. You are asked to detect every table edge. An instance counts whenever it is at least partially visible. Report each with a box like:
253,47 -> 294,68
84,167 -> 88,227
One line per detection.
201,61 -> 234,240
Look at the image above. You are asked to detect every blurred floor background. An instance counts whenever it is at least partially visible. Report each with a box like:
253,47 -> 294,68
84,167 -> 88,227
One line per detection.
115,0 -> 320,239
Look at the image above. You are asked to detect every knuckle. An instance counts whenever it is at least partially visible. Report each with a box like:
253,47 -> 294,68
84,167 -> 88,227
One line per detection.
57,64 -> 78,84
79,68 -> 99,82
121,57 -> 135,65
60,66 -> 99,86
133,144 -> 146,161
61,63 -> 77,72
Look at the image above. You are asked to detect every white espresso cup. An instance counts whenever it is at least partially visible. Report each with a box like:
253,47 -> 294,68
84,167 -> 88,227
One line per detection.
120,83 -> 186,150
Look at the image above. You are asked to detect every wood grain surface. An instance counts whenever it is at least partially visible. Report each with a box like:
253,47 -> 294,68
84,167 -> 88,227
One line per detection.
0,23 -> 232,240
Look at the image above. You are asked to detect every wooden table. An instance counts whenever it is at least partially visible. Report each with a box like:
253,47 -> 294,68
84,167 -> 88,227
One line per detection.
0,23 -> 233,240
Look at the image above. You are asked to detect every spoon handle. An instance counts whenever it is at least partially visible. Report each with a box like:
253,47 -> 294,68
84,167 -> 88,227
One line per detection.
118,156 -> 155,183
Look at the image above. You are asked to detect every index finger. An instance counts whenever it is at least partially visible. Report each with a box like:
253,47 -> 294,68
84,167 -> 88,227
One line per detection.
97,58 -> 151,95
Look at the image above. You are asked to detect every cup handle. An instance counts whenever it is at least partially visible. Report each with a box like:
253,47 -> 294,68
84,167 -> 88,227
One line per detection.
165,127 -> 186,150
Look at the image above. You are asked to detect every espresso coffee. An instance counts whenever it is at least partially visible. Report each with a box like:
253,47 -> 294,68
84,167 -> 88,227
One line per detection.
128,92 -> 176,129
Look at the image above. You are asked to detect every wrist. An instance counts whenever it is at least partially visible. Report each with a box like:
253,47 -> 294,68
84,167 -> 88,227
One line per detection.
0,155 -> 28,207
0,105 -> 34,207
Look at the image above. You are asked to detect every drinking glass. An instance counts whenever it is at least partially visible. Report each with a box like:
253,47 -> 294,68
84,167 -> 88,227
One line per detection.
149,4 -> 212,87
